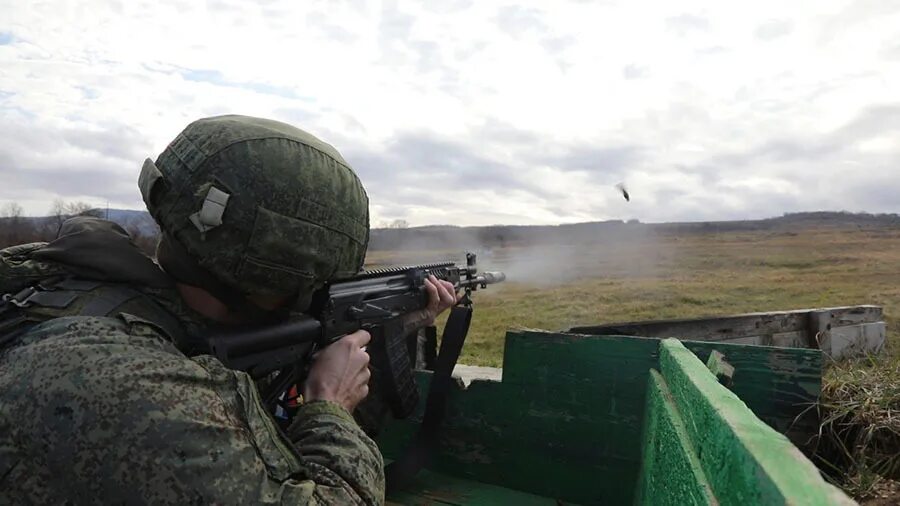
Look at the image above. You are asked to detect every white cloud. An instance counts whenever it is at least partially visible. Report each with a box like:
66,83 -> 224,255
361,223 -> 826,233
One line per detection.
0,0 -> 898,225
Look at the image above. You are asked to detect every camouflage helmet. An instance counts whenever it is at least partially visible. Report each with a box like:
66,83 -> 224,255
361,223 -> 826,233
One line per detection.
139,115 -> 369,306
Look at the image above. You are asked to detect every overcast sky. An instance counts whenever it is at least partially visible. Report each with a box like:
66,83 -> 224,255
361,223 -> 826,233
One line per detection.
1,1 -> 898,226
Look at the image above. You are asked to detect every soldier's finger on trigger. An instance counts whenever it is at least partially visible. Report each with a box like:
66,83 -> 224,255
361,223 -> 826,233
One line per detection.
350,329 -> 371,347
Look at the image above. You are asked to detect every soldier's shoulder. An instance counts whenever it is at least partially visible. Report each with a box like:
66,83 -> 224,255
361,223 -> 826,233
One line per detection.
15,313 -> 182,357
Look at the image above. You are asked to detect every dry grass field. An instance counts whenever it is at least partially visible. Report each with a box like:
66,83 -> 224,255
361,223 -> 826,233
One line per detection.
368,225 -> 900,500
369,226 -> 900,366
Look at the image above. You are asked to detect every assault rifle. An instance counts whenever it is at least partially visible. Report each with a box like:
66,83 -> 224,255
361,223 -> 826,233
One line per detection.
209,253 -> 505,422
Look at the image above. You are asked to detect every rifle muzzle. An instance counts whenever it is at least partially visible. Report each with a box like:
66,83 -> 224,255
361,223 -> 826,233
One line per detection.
481,271 -> 506,284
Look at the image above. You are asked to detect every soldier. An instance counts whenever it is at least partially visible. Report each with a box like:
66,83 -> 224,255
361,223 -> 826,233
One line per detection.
0,115 -> 457,504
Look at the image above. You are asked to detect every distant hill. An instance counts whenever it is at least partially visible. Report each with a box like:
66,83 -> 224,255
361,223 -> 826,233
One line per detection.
368,212 -> 900,252
2,209 -> 897,252
93,209 -> 159,236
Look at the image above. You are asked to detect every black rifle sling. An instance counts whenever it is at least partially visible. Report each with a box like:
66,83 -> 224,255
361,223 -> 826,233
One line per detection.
384,304 -> 473,493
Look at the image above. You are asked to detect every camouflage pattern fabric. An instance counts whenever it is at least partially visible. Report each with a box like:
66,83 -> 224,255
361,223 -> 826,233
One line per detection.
143,115 -> 370,302
0,229 -> 385,504
0,315 -> 385,505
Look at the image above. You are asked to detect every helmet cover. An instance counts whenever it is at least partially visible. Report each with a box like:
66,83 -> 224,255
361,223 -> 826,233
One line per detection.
140,115 -> 369,303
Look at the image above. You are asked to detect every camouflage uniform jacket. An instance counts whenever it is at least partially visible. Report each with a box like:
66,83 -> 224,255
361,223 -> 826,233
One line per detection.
0,218 -> 385,505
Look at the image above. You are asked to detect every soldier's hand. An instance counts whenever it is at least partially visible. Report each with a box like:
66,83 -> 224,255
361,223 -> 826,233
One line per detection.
303,330 -> 372,412
422,274 -> 459,325
398,275 -> 459,336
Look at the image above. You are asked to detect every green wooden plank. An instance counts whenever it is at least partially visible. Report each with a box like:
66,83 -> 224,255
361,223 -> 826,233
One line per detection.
380,331 -> 659,505
541,331 -> 823,450
379,330 -> 826,504
658,339 -> 853,505
379,376 -> 640,505
679,339 -> 822,449
636,370 -> 716,505
386,465 -> 569,505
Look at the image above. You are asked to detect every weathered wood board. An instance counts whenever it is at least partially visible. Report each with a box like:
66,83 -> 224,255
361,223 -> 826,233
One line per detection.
675,338 -> 821,447
569,305 -> 884,359
638,340 -> 852,505
636,369 -> 716,505
820,322 -> 886,359
380,329 -> 824,505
